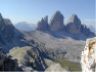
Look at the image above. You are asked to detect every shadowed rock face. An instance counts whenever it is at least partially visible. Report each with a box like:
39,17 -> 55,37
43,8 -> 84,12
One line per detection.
37,16 -> 50,31
0,51 -> 20,71
36,11 -> 95,40
80,25 -> 95,38
50,11 -> 64,32
65,14 -> 95,40
0,13 -> 28,52
66,14 -> 82,34
0,14 -> 15,40
0,14 -> 15,45
81,37 -> 96,72
3,19 -> 15,42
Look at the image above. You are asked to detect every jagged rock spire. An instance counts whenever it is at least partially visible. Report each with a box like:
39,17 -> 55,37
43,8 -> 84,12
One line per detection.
0,13 -> 3,20
37,16 -> 50,31
65,14 -> 82,34
67,14 -> 81,25
50,11 -> 64,32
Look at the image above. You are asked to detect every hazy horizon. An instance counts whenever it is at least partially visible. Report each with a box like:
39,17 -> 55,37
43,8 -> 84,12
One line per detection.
0,0 -> 95,25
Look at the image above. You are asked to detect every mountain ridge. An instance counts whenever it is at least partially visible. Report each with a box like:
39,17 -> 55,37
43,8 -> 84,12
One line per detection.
0,13 -> 29,52
15,22 -> 36,31
36,11 -> 95,40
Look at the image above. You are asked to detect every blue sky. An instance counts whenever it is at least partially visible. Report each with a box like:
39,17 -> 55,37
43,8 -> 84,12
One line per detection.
0,0 -> 95,25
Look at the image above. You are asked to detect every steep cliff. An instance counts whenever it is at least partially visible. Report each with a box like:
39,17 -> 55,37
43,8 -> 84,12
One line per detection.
81,37 -> 96,72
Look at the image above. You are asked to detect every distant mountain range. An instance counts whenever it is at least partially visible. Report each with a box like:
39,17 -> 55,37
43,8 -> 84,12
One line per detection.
0,11 -> 95,52
0,11 -> 95,71
36,11 -> 95,40
14,11 -> 95,39
15,22 -> 37,31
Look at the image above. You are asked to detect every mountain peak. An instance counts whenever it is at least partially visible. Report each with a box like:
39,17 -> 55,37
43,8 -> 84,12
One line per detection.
51,11 -> 64,20
37,16 -> 49,31
67,14 -> 81,25
4,18 -> 13,25
36,11 -> 95,40
0,13 -> 3,21
50,11 -> 64,32
0,13 -> 2,17
43,16 -> 48,22
54,11 -> 62,16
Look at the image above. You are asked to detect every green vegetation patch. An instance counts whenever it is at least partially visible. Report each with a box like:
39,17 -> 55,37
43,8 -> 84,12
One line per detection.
56,59 -> 81,72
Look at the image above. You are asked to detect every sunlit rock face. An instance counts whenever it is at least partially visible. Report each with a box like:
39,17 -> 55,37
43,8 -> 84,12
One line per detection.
81,37 -> 96,72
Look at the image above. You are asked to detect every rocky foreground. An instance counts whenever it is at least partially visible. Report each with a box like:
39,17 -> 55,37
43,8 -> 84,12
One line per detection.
36,11 -> 95,40
1,36 -> 95,72
81,37 -> 96,72
0,43 -> 69,71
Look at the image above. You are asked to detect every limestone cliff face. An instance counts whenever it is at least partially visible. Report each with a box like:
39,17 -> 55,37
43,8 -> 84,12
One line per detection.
0,13 -> 28,52
81,37 -> 96,72
37,16 -> 50,31
36,11 -> 95,40
66,14 -> 81,34
0,14 -> 15,42
50,11 -> 65,32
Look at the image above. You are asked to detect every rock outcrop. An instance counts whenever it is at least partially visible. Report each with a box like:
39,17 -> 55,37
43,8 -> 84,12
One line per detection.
8,46 -> 47,71
37,16 -> 50,31
0,14 -> 15,42
80,25 -> 95,38
66,14 -> 82,34
45,63 -> 68,72
81,37 -> 96,72
36,11 -> 95,40
0,13 -> 28,52
50,11 -> 65,32
65,14 -> 95,40
0,51 -> 20,71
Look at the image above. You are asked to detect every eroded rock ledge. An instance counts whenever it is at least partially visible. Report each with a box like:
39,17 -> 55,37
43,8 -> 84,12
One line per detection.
81,37 -> 96,72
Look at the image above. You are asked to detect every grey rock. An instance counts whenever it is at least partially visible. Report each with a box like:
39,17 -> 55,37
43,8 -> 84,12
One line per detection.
35,11 -> 95,40
65,14 -> 95,40
0,13 -> 28,52
50,11 -> 65,32
27,31 -> 85,63
66,14 -> 82,34
37,16 -> 50,31
0,51 -> 20,71
8,46 -> 47,71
